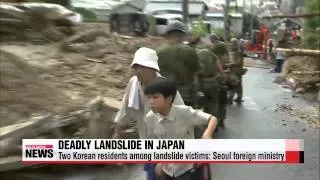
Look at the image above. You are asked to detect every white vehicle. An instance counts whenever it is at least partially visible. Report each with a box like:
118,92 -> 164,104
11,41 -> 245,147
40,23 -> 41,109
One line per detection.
153,13 -> 183,35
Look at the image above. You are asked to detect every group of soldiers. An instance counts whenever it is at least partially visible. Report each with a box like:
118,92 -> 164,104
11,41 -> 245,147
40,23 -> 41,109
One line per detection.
156,20 -> 247,132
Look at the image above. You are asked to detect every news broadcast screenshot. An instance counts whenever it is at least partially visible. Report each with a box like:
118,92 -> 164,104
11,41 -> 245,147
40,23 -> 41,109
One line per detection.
0,0 -> 319,180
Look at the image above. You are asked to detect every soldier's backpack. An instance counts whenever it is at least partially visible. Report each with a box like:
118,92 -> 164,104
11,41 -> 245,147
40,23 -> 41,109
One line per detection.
157,43 -> 200,106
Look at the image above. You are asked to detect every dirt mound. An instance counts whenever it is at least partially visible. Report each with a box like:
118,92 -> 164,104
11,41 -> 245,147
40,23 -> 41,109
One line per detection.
0,50 -> 77,127
275,56 -> 320,93
0,22 -> 166,127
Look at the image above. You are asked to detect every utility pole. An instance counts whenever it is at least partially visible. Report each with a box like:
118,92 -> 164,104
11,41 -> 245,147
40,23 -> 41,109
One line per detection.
182,0 -> 189,27
224,0 -> 230,41
243,0 -> 246,13
250,0 -> 253,32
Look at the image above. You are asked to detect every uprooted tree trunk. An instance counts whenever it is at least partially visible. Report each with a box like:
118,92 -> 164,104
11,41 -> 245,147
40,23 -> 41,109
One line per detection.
0,97 -> 127,171
276,48 -> 320,56
274,55 -> 320,93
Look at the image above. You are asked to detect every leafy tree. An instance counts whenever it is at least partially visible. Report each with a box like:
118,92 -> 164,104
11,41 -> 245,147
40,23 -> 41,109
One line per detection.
303,0 -> 320,49
191,19 -> 209,37
242,12 -> 260,34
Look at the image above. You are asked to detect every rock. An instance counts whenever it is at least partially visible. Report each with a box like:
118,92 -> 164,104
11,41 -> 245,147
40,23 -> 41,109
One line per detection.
295,87 -> 306,93
113,64 -> 123,73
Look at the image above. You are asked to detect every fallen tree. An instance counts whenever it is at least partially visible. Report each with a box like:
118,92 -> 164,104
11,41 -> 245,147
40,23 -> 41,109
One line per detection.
274,56 -> 320,93
275,48 -> 320,57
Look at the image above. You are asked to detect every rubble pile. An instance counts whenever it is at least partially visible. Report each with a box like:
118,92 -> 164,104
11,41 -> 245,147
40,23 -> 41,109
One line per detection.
0,17 -> 165,125
274,56 -> 320,93
0,2 -> 75,43
0,97 -> 126,171
0,27 -> 155,170
275,104 -> 319,129
0,17 -> 166,125
0,5 -> 164,170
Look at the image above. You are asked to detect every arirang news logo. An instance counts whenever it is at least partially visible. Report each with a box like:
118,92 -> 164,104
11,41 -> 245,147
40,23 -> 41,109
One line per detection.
25,145 -> 54,158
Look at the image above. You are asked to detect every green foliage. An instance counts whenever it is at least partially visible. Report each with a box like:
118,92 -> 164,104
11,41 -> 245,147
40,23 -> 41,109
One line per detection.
303,0 -> 320,49
191,19 -> 209,37
212,28 -> 225,38
212,28 -> 235,40
72,7 -> 97,21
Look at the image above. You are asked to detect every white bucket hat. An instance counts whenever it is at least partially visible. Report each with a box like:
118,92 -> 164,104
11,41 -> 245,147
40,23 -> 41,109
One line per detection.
130,47 -> 160,71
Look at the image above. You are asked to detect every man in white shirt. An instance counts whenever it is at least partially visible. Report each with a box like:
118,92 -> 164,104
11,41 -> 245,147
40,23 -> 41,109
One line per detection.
113,47 -> 184,180
113,47 -> 184,139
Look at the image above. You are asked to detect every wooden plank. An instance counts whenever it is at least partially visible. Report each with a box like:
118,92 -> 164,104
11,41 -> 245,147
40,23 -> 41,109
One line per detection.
0,156 -> 39,172
0,156 -> 45,172
0,115 -> 50,140
291,71 -> 320,75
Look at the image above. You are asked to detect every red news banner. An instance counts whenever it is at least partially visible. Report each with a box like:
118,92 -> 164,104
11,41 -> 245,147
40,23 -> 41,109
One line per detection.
22,139 -> 304,164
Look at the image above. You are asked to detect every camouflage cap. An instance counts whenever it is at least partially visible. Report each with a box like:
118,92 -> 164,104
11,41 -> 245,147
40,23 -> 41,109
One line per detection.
166,20 -> 186,34
230,38 -> 239,44
210,33 -> 219,42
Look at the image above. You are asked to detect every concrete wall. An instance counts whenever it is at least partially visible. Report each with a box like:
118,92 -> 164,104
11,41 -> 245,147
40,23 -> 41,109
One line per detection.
207,17 -> 224,29
230,18 -> 243,35
207,17 -> 243,35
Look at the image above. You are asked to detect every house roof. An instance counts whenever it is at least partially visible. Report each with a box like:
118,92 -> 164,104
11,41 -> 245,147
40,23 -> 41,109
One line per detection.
111,2 -> 141,13
207,12 -> 243,18
144,1 -> 208,15
273,18 -> 302,27
207,5 -> 223,13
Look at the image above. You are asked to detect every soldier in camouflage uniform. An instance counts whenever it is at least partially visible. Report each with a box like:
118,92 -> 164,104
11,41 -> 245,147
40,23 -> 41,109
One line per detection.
228,38 -> 246,103
184,35 -> 226,132
196,48 -> 225,130
157,23 -> 212,178
209,34 -> 229,127
156,20 -> 200,107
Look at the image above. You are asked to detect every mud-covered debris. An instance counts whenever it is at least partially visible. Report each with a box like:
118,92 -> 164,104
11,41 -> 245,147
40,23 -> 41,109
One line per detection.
275,104 -> 294,111
275,103 -> 319,128
275,56 -> 320,93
